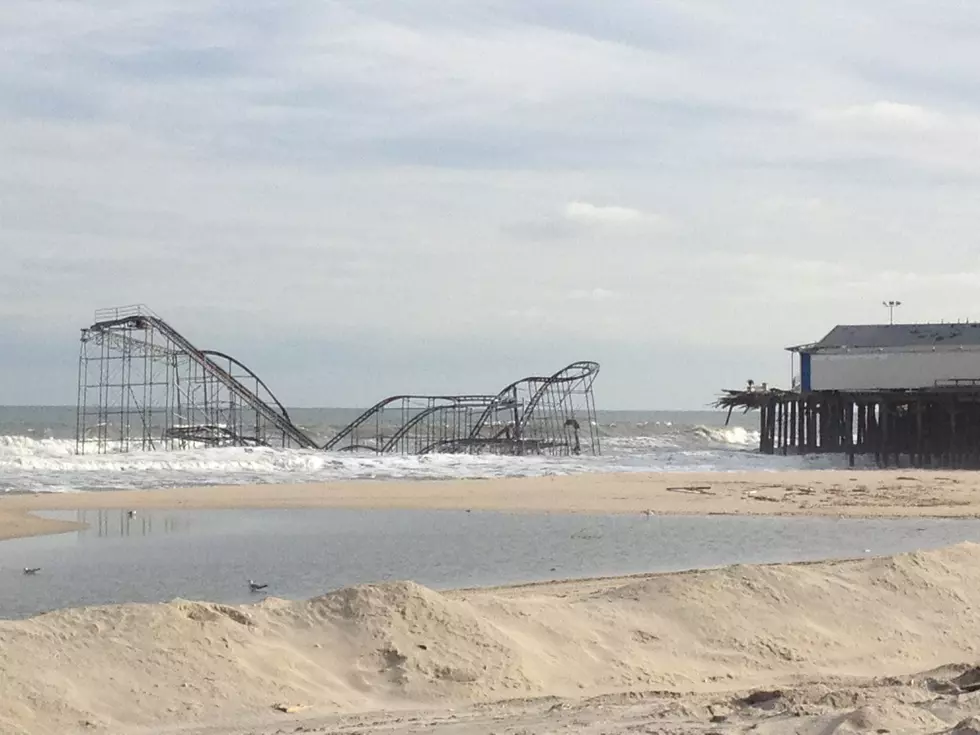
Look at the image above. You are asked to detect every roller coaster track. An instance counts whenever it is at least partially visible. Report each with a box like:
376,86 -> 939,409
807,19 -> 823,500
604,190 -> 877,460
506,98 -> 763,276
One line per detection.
467,361 -> 600,441
78,305 -> 600,457
515,361 -> 599,435
84,307 -> 317,450
323,395 -> 497,452
379,396 -> 499,454
199,350 -> 296,426
325,361 -> 601,456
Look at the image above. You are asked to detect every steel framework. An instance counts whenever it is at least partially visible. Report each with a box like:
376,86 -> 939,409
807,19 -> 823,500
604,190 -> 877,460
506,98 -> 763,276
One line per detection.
76,306 -> 600,457
76,305 -> 317,454
325,361 -> 601,456
321,395 -> 500,454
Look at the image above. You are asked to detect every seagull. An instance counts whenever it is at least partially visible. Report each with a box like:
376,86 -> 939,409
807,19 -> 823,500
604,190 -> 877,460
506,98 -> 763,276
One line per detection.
23,567 -> 41,575
248,579 -> 268,593
126,510 -> 136,519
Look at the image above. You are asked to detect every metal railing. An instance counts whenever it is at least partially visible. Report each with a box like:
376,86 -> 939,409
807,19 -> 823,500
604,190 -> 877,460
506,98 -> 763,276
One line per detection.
93,304 -> 159,323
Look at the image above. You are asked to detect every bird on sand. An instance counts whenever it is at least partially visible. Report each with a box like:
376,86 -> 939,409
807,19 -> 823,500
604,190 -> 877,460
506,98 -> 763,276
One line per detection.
126,510 -> 136,519
248,579 -> 268,592
23,567 -> 41,575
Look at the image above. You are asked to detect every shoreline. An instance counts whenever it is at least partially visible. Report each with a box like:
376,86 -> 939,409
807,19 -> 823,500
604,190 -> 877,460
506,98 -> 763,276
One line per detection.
3,469 -> 980,541
0,508 -> 86,541
7,473 -> 980,734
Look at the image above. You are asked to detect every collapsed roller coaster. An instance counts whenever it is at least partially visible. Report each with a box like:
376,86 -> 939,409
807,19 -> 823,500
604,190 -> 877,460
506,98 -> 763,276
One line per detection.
76,305 -> 600,456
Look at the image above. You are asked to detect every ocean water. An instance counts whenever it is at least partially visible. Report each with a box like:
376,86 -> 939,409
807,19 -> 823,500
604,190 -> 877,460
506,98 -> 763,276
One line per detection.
0,406 -> 845,494
2,508 -> 978,619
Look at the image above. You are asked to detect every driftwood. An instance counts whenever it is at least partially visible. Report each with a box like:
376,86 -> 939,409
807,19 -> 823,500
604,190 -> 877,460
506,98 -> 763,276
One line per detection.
666,485 -> 714,495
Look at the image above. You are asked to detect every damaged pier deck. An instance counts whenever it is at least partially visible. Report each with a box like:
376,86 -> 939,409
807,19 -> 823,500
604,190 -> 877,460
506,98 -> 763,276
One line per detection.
718,321 -> 980,468
720,387 -> 980,469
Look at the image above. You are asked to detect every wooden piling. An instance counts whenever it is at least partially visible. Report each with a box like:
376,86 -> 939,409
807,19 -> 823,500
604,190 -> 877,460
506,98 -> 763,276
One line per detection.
729,386 -> 980,468
789,400 -> 797,452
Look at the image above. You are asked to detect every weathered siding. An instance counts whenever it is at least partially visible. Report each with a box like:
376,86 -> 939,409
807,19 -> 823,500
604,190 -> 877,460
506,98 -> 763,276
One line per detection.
811,348 -> 980,391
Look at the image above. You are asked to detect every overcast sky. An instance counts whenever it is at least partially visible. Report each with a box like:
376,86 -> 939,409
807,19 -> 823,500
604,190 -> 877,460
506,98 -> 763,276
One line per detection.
3,1 -> 980,409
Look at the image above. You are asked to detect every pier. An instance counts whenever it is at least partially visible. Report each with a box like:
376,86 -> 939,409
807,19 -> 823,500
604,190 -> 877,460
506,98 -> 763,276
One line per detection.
720,388 -> 980,468
718,321 -> 980,468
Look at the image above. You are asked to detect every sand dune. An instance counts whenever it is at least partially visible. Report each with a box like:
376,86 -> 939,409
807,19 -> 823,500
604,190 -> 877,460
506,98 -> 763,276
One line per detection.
5,544 -> 980,734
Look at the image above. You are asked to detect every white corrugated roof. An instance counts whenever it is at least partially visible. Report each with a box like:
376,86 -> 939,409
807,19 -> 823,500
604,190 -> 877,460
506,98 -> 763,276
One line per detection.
791,323 -> 980,352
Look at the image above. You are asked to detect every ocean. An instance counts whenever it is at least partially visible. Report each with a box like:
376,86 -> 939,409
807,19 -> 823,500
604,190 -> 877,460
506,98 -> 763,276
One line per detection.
0,406 -> 845,494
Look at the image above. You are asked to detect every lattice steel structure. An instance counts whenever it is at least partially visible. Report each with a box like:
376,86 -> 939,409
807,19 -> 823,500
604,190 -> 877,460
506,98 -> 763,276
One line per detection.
325,361 -> 601,456
321,395 -> 498,454
76,305 -> 600,457
76,305 -> 317,454
466,360 -> 600,456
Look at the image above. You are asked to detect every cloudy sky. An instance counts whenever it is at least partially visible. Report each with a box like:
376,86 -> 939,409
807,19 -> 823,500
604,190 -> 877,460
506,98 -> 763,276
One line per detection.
2,1 -> 980,408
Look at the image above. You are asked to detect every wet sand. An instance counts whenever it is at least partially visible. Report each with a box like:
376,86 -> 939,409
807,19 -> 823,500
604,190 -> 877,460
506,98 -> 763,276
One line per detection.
2,469 -> 979,541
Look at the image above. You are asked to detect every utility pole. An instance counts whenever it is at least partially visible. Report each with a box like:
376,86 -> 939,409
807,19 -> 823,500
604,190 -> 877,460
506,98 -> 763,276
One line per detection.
883,300 -> 902,325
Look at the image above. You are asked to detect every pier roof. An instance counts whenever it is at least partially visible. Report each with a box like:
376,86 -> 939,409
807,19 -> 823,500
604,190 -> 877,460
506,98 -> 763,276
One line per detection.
788,323 -> 980,352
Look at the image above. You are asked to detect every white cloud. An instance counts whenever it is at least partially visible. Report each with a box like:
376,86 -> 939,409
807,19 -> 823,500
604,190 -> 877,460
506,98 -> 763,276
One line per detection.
812,101 -> 944,131
858,270 -> 980,289
758,196 -> 826,215
563,201 -> 652,225
804,100 -> 980,175
567,288 -> 620,302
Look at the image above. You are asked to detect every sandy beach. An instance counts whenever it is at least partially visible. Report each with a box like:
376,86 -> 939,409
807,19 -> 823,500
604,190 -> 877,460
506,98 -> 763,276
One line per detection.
6,470 -> 980,734
3,469 -> 980,541
4,542 -> 980,734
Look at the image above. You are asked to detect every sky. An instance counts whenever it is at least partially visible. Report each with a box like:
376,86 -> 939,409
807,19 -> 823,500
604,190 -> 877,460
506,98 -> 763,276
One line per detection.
3,1 -> 980,409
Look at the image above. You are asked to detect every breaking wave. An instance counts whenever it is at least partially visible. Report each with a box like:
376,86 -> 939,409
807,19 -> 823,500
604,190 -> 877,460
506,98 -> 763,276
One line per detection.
600,424 -> 759,451
690,425 -> 759,445
0,417 -> 834,494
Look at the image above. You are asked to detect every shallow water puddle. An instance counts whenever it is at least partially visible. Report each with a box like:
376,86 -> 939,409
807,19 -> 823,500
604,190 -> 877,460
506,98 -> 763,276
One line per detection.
2,508 -> 980,619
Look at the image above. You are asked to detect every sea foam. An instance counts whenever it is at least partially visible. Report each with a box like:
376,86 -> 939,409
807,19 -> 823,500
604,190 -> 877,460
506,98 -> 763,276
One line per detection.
0,423 -> 842,494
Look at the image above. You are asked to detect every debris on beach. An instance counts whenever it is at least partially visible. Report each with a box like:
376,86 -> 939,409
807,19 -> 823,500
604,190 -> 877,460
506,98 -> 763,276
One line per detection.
272,702 -> 310,714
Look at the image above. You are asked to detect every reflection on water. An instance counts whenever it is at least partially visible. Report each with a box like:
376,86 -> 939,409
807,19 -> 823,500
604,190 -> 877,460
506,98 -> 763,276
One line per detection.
77,510 -> 191,539
3,509 -> 980,620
